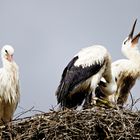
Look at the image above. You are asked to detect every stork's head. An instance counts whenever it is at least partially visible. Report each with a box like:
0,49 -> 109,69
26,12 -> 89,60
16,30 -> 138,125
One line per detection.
122,19 -> 140,59
1,45 -> 14,62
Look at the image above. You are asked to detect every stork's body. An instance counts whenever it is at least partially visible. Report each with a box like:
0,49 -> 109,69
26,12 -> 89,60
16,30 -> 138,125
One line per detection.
56,45 -> 116,109
96,20 -> 140,107
111,58 -> 139,106
112,20 -> 140,106
0,45 -> 20,124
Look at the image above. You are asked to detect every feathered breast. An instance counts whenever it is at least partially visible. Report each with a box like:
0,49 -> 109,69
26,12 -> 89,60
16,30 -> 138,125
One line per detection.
0,62 -> 20,104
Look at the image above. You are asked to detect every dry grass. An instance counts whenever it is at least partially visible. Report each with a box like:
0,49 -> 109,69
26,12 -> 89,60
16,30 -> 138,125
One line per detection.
0,105 -> 140,140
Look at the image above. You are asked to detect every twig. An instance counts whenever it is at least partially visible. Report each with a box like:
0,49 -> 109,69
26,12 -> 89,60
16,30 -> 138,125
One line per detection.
13,106 -> 35,120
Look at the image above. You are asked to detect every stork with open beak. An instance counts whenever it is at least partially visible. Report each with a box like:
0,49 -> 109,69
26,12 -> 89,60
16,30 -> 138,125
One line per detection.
96,19 -> 140,107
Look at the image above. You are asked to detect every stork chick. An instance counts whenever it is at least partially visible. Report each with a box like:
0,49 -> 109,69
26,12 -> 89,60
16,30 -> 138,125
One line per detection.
56,45 -> 116,109
96,19 -> 140,107
0,45 -> 20,124
112,19 -> 140,106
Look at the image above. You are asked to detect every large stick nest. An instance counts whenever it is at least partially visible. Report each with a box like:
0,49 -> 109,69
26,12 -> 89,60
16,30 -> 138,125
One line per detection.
0,106 -> 140,140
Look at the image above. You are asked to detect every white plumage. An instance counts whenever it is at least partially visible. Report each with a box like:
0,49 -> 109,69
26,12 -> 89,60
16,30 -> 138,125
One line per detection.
56,45 -> 116,109
97,19 -> 140,107
0,45 -> 20,124
111,20 -> 140,106
74,45 -> 107,68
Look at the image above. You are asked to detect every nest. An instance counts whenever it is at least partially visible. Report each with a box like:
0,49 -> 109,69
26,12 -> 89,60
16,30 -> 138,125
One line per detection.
0,106 -> 140,140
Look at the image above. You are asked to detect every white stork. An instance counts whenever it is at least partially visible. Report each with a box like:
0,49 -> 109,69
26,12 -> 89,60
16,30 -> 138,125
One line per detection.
112,19 -> 140,106
56,45 -> 117,109
96,19 -> 140,107
0,45 -> 20,124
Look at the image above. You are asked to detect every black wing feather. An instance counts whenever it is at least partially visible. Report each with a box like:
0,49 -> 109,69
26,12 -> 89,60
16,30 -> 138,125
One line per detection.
56,56 -> 105,108
56,56 -> 78,103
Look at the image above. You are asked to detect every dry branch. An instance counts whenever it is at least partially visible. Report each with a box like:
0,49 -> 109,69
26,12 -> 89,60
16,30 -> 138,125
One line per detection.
0,106 -> 140,140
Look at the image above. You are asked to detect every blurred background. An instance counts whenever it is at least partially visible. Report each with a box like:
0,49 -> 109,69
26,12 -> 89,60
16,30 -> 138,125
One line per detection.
0,0 -> 139,117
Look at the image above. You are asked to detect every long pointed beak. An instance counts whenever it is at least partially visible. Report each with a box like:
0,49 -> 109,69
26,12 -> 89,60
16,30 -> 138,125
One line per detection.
128,19 -> 137,39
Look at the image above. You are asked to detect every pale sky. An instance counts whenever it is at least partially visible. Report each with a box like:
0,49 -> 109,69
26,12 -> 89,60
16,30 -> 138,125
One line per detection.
0,0 -> 139,117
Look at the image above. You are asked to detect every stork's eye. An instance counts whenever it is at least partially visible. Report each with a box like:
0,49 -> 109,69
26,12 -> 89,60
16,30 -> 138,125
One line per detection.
5,50 -> 8,54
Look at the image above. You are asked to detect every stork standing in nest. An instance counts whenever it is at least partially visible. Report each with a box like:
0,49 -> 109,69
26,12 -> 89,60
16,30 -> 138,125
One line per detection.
96,19 -> 140,107
56,45 -> 117,109
0,45 -> 20,124
113,19 -> 140,106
